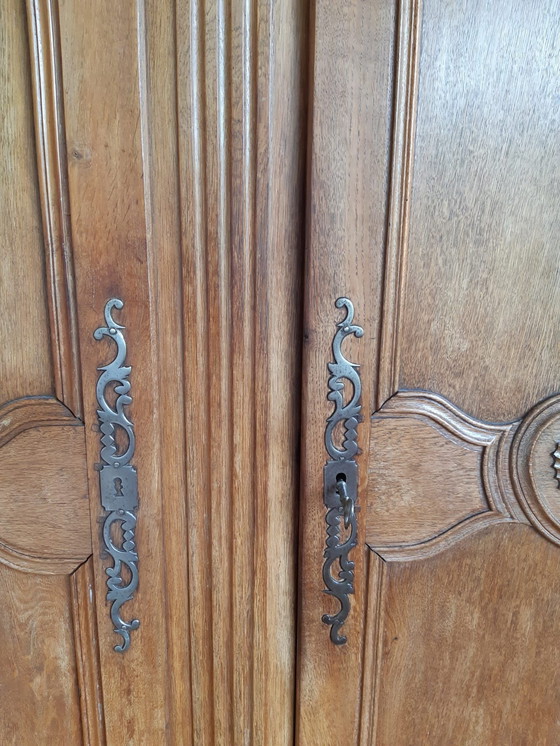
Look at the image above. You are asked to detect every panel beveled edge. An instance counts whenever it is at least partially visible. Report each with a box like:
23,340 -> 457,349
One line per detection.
357,1 -> 423,740
367,390 -> 518,562
0,396 -> 89,574
26,0 -> 83,418
375,0 -> 422,409
0,395 -> 80,449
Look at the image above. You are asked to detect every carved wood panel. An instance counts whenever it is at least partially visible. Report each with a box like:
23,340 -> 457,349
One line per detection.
368,391 -> 560,560
298,0 -> 560,742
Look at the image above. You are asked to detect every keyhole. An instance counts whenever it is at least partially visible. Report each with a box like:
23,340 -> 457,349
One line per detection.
113,477 -> 124,497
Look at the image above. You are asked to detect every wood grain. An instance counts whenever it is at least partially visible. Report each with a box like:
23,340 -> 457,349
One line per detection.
0,0 -> 53,403
399,0 -> 560,423
511,394 -> 560,546
300,0 -> 560,742
72,559 -> 106,746
371,524 -> 560,745
59,0 -> 173,739
0,396 -> 89,575
0,565 -> 82,745
297,0 -> 396,743
0,394 -> 79,448
58,0 -> 306,742
177,0 -> 306,741
376,0 -> 420,407
366,390 -> 524,560
26,0 -> 82,417
368,415 -> 488,545
0,422 -> 89,566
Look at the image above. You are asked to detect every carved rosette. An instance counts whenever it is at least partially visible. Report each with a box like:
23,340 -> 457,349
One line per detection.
94,298 -> 140,652
553,443 -> 560,488
322,297 -> 363,644
511,395 -> 560,546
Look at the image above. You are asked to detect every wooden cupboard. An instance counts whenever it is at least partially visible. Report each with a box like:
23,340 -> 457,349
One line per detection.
1,0 -> 559,744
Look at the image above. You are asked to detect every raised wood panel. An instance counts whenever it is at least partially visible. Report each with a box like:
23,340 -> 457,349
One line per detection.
367,525 -> 560,745
368,415 -> 488,545
399,0 -> 560,422
59,0 -> 306,742
0,565 -> 83,745
0,398 -> 89,572
366,391 -> 522,560
0,0 -> 53,403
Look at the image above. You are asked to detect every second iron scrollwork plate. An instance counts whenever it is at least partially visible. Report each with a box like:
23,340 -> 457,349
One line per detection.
322,297 -> 363,645
94,298 -> 140,653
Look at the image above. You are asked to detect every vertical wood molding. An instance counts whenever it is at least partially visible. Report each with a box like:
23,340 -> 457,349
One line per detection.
122,0 -> 307,741
357,4 -> 422,742
56,0 -> 304,739
176,1 -> 307,742
137,0 -> 195,742
72,560 -> 107,746
26,0 -> 82,418
376,0 -> 421,408
358,551 -> 386,746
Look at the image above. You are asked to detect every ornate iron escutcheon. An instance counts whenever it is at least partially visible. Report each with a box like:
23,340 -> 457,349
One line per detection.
94,298 -> 140,652
322,297 -> 363,644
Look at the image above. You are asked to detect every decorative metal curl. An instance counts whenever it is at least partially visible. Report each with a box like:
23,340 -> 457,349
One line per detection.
553,443 -> 560,488
94,298 -> 140,652
322,297 -> 363,644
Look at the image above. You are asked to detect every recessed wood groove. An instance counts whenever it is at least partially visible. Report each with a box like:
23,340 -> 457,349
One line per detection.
179,0 -> 215,740
26,0 -> 83,418
136,0 -> 190,739
0,540 -> 87,576
0,395 -> 79,449
72,559 -> 106,746
376,0 -> 421,409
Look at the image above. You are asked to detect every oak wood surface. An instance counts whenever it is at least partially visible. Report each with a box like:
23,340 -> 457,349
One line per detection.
368,413 -> 487,546
6,0 -> 558,740
297,1 -> 396,743
72,559 -> 106,746
1,1 -> 100,741
26,0 -> 82,418
57,0 -> 306,743
0,418 -> 89,566
4,0 -> 306,740
0,0 -> 53,403
298,0 -> 560,743
372,525 -> 560,745
0,565 -> 83,745
399,0 -> 560,423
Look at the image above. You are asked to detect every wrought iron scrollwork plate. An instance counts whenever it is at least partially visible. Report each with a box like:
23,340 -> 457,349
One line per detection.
94,298 -> 140,652
322,297 -> 363,645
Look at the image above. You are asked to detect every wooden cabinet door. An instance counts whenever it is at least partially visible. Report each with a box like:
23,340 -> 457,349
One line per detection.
2,0 -> 305,744
297,1 -> 560,743
0,1 -> 100,743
